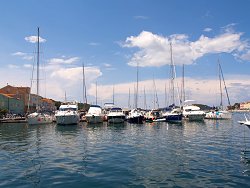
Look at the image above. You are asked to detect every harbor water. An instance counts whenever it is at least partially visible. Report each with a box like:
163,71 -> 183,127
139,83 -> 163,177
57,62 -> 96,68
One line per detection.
0,113 -> 250,187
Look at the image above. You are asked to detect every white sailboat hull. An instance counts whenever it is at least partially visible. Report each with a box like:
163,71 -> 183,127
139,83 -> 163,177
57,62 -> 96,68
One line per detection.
205,111 -> 232,119
27,112 -> 53,125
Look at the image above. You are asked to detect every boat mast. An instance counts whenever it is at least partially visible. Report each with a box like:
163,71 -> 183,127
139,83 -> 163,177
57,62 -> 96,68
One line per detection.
169,42 -> 181,107
82,63 -> 87,104
135,62 -> 139,109
64,91 -> 67,103
37,27 -> 40,96
218,60 -> 223,108
96,81 -> 97,105
218,60 -> 231,107
128,88 -> 131,109
153,76 -> 159,109
144,86 -> 147,110
182,64 -> 185,104
164,83 -> 167,107
112,85 -> 114,105
169,42 -> 175,106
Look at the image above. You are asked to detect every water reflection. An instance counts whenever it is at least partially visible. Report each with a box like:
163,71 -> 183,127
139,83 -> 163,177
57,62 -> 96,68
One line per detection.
1,114 -> 250,187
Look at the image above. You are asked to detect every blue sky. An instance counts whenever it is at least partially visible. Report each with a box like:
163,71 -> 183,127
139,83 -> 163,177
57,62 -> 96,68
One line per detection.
0,0 -> 250,108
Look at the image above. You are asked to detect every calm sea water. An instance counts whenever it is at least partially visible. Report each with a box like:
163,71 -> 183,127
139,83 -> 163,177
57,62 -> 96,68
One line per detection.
0,112 -> 250,188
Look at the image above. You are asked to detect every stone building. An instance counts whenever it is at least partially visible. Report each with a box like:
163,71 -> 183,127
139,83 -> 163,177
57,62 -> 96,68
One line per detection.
240,101 -> 250,110
0,84 -> 56,113
0,93 -> 24,114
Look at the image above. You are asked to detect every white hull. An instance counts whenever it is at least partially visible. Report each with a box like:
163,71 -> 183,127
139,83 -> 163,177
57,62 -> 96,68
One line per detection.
27,112 -> 53,125
55,114 -> 79,125
55,103 -> 80,125
85,105 -> 104,124
107,107 -> 125,124
183,104 -> 205,121
205,111 -> 232,120
108,116 -> 125,124
183,114 -> 205,121
85,115 -> 103,124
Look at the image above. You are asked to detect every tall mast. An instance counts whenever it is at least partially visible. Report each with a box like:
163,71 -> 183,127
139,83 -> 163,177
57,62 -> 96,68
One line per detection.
112,85 -> 114,104
170,42 -> 174,105
37,27 -> 40,96
170,42 -> 175,105
82,63 -> 87,104
136,62 -> 139,109
218,60 -> 223,108
64,91 -> 67,102
96,81 -> 97,105
128,88 -> 131,109
164,83 -> 167,107
218,60 -> 231,107
182,64 -> 185,104
153,76 -> 159,109
144,86 -> 147,110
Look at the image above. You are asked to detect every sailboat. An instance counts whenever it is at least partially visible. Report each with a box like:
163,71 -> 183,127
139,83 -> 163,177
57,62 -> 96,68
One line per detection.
126,62 -> 144,124
27,27 -> 53,125
162,42 -> 182,123
205,60 -> 232,120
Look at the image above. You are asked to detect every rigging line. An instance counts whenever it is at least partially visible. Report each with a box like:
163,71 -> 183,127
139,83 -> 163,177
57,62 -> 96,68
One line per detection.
153,76 -> 159,109
170,42 -> 182,107
40,42 -> 46,98
218,60 -> 223,108
28,49 -> 36,113
219,61 -> 231,106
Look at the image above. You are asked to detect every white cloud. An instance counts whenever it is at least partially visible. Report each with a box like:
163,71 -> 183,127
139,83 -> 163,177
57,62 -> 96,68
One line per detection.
86,75 -> 250,107
8,64 -> 19,69
89,42 -> 100,46
103,63 -> 111,67
48,57 -> 80,65
123,29 -> 249,67
204,28 -> 212,32
25,36 -> 46,43
12,52 -> 26,56
12,51 -> 33,61
240,50 -> 250,61
23,64 -> 33,68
